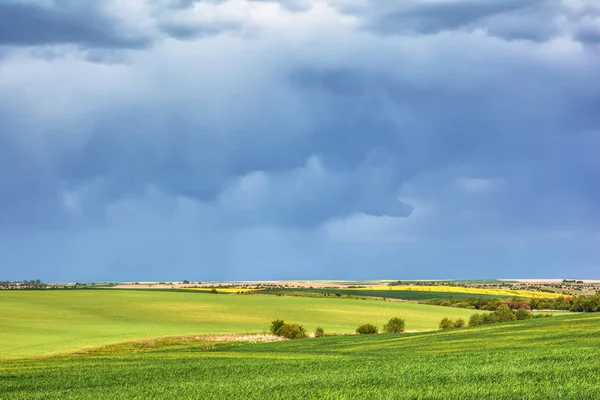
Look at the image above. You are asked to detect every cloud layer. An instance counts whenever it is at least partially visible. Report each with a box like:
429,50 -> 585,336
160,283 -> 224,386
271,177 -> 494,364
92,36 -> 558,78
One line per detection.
1,0 -> 599,281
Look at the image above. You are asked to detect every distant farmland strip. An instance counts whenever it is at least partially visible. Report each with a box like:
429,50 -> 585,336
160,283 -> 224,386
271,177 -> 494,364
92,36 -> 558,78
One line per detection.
354,285 -> 564,298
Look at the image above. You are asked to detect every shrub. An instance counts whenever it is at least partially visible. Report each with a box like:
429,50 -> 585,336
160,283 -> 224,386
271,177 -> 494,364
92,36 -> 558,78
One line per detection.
515,308 -> 533,320
469,313 -> 484,326
277,323 -> 307,339
453,318 -> 466,328
383,317 -> 406,333
210,288 -> 218,294
356,324 -> 378,334
510,301 -> 531,311
482,313 -> 499,325
315,327 -> 325,338
439,317 -> 454,329
452,302 -> 469,308
270,319 -> 285,335
494,305 -> 516,322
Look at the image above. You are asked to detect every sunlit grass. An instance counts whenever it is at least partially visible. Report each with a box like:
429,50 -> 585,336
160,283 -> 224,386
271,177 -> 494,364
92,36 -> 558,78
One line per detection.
0,290 -> 476,359
1,314 -> 598,399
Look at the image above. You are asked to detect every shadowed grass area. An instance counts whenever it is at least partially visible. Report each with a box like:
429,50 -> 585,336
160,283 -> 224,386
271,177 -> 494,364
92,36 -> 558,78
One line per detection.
1,314 -> 598,399
0,289 -> 477,359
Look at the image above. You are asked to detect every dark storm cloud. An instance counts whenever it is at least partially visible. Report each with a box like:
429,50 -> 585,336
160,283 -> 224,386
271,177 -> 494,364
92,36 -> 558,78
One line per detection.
158,19 -> 243,40
0,1 -> 150,48
574,25 -> 600,45
370,0 -> 543,35
332,0 -> 600,46
286,61 -> 600,230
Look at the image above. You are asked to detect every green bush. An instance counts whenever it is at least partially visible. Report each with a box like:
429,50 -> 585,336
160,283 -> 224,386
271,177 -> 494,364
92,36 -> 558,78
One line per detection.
383,317 -> 405,333
356,324 -> 378,334
453,318 -> 466,328
270,319 -> 285,335
315,327 -> 325,338
469,313 -> 483,326
210,288 -> 218,294
276,324 -> 307,339
494,305 -> 516,322
482,313 -> 499,325
439,317 -> 454,329
515,308 -> 532,320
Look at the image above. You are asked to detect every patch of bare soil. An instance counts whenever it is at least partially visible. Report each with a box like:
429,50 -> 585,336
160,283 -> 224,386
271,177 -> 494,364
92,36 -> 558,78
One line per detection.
67,334 -> 285,357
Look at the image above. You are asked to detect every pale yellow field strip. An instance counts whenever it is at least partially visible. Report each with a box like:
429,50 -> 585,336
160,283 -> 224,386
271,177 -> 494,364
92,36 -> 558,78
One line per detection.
184,288 -> 256,293
353,285 -> 565,298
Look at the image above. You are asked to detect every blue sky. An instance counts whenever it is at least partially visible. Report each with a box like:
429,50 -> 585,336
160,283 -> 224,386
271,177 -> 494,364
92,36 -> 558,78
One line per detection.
1,0 -> 599,282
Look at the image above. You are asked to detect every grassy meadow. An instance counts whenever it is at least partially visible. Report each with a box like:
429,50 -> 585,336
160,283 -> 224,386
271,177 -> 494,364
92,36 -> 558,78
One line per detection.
0,289 -> 477,359
1,314 -> 598,399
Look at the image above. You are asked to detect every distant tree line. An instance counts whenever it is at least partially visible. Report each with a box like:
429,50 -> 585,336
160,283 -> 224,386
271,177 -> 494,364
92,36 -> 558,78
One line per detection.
425,294 -> 600,313
0,279 -> 46,289
468,306 -> 552,327
437,306 -> 553,330
389,281 -> 515,288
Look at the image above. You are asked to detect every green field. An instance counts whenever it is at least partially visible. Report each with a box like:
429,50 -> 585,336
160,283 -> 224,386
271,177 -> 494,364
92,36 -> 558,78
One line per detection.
0,290 -> 477,359
1,314 -> 598,399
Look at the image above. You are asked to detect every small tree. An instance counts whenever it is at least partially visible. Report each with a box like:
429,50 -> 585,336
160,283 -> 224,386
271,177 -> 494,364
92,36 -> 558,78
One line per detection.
469,313 -> 483,327
356,324 -> 378,334
182,280 -> 190,284
210,288 -> 218,294
515,308 -> 532,320
270,319 -> 285,335
453,318 -> 466,328
439,317 -> 454,329
315,327 -> 325,337
383,317 -> 405,333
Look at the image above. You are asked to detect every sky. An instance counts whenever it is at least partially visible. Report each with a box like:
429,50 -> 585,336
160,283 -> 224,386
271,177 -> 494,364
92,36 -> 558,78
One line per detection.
0,0 -> 599,282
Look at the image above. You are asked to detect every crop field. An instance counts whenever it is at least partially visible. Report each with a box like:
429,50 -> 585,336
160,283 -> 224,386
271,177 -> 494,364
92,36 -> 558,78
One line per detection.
355,285 -> 565,298
1,314 -> 598,399
0,290 -> 477,359
184,288 -> 256,293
